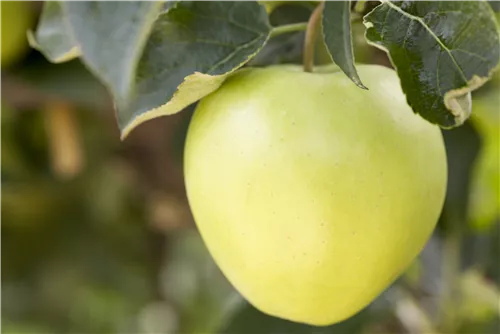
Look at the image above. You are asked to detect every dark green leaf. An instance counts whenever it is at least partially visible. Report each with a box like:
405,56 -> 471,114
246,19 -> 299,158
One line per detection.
120,1 -> 271,138
322,1 -> 366,89
27,1 -> 80,63
63,1 -> 163,112
249,32 -> 304,66
249,3 -> 312,66
219,302 -> 369,334
364,1 -> 500,128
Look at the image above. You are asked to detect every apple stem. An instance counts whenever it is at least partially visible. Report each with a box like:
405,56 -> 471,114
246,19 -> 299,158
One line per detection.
270,23 -> 308,38
303,2 -> 324,73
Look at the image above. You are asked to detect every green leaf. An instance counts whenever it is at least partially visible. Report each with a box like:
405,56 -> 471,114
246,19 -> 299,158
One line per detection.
219,302 -> 369,334
364,1 -> 500,128
119,1 -> 271,138
322,1 -> 366,89
63,1 -> 163,112
27,1 -> 80,63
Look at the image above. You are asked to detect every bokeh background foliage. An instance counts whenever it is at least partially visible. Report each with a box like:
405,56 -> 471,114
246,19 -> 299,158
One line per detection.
1,1 -> 500,333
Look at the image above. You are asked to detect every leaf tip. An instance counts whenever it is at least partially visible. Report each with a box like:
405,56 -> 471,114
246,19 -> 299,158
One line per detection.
347,73 -> 368,90
119,128 -> 131,141
356,81 -> 368,90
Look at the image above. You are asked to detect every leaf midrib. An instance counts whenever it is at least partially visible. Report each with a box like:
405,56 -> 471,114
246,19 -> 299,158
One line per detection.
383,0 -> 469,84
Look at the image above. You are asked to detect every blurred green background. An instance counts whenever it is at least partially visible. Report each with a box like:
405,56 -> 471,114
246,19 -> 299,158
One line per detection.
1,2 -> 499,333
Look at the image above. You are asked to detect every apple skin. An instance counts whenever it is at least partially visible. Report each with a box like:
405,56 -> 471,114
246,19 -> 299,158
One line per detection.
184,64 -> 447,326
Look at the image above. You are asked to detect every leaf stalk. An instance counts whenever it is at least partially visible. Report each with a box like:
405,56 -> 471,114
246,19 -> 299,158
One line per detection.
303,2 -> 324,72
270,22 -> 308,38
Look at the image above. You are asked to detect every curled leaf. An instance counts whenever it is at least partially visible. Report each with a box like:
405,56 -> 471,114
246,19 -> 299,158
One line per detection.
364,1 -> 500,127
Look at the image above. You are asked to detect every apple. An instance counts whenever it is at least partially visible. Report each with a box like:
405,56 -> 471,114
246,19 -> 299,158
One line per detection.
1,1 -> 34,67
184,64 -> 447,326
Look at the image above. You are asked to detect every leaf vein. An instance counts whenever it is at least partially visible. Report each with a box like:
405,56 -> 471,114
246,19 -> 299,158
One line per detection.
181,10 -> 267,36
384,1 -> 468,84
207,34 -> 267,74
